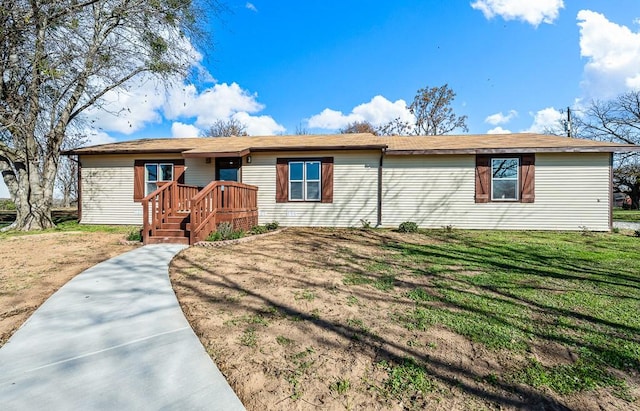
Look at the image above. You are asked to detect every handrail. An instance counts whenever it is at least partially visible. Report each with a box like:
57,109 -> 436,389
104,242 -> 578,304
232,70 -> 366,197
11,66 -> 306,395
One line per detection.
141,181 -> 199,244
190,181 -> 259,244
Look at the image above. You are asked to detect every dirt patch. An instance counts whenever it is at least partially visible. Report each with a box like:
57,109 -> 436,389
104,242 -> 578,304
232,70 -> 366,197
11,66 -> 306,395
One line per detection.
0,231 -> 137,347
170,228 -> 638,411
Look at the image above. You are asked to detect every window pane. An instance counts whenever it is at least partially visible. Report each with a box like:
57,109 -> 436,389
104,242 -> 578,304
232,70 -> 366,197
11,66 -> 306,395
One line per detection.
306,181 -> 320,200
146,183 -> 157,196
306,162 -> 320,180
492,159 -> 518,179
290,182 -> 303,200
493,180 -> 518,200
218,168 -> 238,182
160,164 -> 173,181
146,164 -> 157,182
290,162 -> 303,181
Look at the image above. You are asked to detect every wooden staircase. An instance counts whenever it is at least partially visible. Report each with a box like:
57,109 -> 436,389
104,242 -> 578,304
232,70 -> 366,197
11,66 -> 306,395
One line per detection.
141,180 -> 259,245
146,212 -> 190,245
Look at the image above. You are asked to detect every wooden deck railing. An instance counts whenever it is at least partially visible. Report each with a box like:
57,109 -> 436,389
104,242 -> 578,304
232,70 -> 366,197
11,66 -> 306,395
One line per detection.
141,181 -> 200,243
189,181 -> 259,244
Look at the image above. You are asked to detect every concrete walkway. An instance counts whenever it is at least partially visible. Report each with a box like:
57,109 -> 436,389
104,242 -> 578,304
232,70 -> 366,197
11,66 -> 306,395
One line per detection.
0,245 -> 245,411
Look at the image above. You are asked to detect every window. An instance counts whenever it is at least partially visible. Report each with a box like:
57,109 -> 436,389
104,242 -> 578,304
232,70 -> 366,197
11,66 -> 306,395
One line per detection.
475,154 -> 535,204
276,157 -> 333,203
145,163 -> 173,196
215,157 -> 241,182
289,161 -> 321,201
133,159 -> 184,202
491,158 -> 519,201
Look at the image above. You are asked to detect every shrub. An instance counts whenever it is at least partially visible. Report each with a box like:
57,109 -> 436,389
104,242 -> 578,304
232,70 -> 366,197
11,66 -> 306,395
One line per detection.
265,221 -> 279,231
398,221 -> 418,233
217,221 -> 233,238
126,229 -> 142,242
634,230 -> 640,238
250,225 -> 268,235
206,221 -> 246,241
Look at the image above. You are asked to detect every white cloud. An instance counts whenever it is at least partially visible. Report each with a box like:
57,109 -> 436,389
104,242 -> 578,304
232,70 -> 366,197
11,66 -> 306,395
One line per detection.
471,0 -> 564,27
246,2 -> 258,12
526,107 -> 563,133
85,129 -> 116,146
487,126 -> 512,134
578,10 -> 640,99
83,77 -> 166,135
171,122 -> 201,138
307,95 -> 413,130
164,82 -> 264,126
485,110 -> 518,125
232,112 -> 285,135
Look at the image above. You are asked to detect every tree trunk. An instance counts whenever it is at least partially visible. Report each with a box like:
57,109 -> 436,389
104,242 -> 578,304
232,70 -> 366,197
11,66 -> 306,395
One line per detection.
1,157 -> 55,231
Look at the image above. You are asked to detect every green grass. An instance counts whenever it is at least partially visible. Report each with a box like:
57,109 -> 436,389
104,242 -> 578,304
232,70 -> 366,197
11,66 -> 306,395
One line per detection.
514,358 -> 629,396
613,209 -> 640,222
368,229 -> 640,397
0,220 -> 137,239
379,357 -> 436,399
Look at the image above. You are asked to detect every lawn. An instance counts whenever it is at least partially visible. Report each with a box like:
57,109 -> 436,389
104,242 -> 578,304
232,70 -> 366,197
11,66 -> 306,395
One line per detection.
0,222 -> 139,347
170,228 -> 640,410
613,209 -> 640,222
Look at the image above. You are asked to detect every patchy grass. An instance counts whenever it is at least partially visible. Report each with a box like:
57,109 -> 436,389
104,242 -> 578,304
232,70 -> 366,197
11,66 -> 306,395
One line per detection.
171,228 -> 640,410
613,209 -> 640,222
0,220 -> 136,240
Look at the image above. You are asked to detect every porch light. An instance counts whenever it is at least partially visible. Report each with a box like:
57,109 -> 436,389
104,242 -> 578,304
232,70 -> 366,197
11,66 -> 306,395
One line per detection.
247,155 -> 252,164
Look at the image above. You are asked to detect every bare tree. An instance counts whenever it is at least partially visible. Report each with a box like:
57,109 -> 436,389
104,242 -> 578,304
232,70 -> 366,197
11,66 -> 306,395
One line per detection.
0,0 -> 219,230
202,118 -> 249,137
376,117 -> 413,136
580,91 -> 640,208
409,84 -> 468,135
294,123 -> 309,135
340,121 -> 378,135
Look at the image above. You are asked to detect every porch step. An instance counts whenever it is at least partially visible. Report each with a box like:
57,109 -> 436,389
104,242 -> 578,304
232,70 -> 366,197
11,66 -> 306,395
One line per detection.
154,229 -> 188,238
166,213 -> 189,223
146,236 -> 189,245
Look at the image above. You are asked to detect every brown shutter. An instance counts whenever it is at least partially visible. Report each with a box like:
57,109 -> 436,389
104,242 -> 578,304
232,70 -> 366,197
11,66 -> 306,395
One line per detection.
475,155 -> 490,203
134,160 -> 145,201
520,154 -> 535,203
321,157 -> 334,203
276,158 -> 288,203
174,162 -> 185,184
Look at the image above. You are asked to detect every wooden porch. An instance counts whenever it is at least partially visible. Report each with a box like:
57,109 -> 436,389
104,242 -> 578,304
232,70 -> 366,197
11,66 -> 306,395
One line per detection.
140,180 -> 259,245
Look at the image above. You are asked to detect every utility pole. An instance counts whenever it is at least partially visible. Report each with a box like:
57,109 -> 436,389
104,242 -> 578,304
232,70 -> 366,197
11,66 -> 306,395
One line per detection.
566,106 -> 572,138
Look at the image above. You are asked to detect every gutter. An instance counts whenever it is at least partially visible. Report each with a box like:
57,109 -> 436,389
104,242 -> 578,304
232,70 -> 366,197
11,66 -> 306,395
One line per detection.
377,149 -> 384,227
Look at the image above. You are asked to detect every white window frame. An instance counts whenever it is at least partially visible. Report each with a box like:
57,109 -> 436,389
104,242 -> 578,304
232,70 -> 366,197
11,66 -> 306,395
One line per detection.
491,158 -> 519,201
289,160 -> 322,202
145,163 -> 174,196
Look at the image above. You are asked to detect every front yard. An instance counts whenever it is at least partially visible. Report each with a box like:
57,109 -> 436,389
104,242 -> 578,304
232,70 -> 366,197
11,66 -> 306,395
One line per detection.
171,228 -> 640,411
614,209 -> 640,222
0,222 -> 138,347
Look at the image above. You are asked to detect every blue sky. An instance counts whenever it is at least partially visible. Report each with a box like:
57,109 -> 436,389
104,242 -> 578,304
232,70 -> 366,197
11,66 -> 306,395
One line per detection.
96,0 -> 640,140
2,1 -> 640,198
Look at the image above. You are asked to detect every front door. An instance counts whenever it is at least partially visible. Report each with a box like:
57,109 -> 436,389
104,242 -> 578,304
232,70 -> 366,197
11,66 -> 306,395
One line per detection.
215,157 -> 241,182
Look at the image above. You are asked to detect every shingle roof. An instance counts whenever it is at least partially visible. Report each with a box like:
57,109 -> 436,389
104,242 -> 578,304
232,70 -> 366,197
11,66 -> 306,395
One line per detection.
65,133 -> 640,156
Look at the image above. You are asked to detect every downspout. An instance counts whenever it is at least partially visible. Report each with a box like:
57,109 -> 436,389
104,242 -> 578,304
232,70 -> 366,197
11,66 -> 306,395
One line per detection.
609,153 -> 613,231
377,149 -> 384,227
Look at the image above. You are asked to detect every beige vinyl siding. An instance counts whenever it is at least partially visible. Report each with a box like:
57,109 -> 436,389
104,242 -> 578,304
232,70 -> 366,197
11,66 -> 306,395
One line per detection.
242,151 -> 380,227
80,154 -> 183,225
382,153 -> 611,231
184,157 -> 215,187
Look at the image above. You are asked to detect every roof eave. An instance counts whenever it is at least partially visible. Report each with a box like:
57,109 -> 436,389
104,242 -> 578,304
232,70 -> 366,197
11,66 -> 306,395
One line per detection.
386,146 -> 640,155
182,144 -> 388,157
